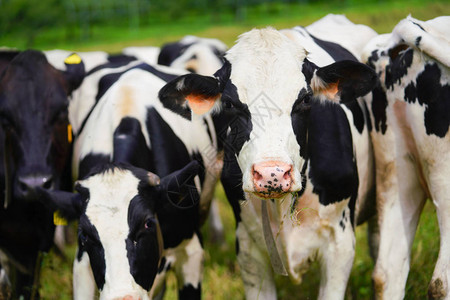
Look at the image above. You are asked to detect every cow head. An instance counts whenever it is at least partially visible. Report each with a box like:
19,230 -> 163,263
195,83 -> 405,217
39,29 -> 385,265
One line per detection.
0,50 -> 85,207
158,35 -> 227,76
35,161 -> 200,299
160,28 -> 376,200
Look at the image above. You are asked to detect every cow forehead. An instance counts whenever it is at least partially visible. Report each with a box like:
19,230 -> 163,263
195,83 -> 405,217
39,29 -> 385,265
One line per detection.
226,28 -> 308,110
82,169 -> 140,226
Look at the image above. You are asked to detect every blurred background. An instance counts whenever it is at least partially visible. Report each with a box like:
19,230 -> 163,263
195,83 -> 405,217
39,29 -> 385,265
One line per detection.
1,0 -> 449,299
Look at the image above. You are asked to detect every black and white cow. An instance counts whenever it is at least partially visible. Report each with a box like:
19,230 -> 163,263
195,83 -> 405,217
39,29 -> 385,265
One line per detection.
361,16 -> 450,299
0,50 -> 84,299
69,61 -> 221,299
36,161 -> 201,300
159,15 -> 377,299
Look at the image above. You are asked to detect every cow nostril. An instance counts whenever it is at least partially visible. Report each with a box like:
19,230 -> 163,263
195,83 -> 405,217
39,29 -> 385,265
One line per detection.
253,168 -> 263,181
283,169 -> 292,181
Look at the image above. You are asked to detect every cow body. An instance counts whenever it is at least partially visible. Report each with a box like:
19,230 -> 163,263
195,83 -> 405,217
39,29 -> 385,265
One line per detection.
159,15 -> 377,299
71,62 -> 220,299
0,50 -> 84,299
362,16 -> 450,299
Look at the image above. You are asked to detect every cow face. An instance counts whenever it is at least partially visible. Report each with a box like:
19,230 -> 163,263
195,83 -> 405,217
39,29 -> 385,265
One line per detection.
160,28 -> 376,200
36,161 -> 199,299
158,35 -> 227,76
0,50 -> 84,206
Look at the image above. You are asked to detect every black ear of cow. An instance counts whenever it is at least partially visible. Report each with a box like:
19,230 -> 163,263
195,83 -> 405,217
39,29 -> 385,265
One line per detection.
159,73 -> 221,120
62,53 -> 85,95
159,60 -> 231,120
314,60 -> 377,103
157,161 -> 200,210
34,188 -> 83,221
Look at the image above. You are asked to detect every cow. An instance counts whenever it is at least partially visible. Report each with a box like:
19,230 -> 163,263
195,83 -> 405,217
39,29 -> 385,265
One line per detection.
158,15 -> 378,299
68,61 -> 221,299
361,16 -> 450,299
0,50 -> 84,299
157,35 -> 227,76
35,161 -> 201,300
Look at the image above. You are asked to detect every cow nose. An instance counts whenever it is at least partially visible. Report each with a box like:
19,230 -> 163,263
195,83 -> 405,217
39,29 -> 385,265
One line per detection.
252,161 -> 293,198
17,174 -> 53,199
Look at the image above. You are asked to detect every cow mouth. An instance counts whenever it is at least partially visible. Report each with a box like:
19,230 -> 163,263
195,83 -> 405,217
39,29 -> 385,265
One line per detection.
251,190 -> 290,200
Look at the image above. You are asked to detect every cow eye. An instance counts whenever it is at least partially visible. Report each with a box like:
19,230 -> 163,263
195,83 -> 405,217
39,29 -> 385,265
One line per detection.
223,99 -> 234,110
144,218 -> 155,230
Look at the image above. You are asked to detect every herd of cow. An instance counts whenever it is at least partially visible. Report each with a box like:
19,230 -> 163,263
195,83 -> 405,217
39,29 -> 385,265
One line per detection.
0,13 -> 448,300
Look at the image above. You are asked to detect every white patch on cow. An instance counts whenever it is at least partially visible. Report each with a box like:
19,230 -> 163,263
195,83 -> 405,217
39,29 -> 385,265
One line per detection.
73,251 -> 96,300
149,234 -> 204,298
79,169 -> 150,300
170,36 -> 227,76
122,46 -> 161,65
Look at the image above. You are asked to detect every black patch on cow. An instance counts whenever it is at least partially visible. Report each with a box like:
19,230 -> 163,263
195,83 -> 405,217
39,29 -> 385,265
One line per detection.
78,214 -> 106,290
363,101 -> 372,132
291,88 -> 312,159
113,117 -> 153,170
126,195 -> 161,291
157,256 -> 167,274
307,100 -> 358,206
191,151 -> 205,188
366,50 -> 380,69
179,283 -> 201,299
301,59 -> 317,85
78,153 -> 111,180
158,42 -> 194,66
371,82 -> 388,134
343,100 -> 365,134
308,32 -> 358,62
107,54 -> 136,65
235,237 -> 240,255
145,108 -> 200,248
146,108 -> 192,177
415,36 -> 422,47
385,48 -> 414,89
404,63 -> 450,137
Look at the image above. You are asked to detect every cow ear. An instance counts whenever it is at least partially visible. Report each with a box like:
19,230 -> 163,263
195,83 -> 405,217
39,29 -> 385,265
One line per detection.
159,60 -> 231,120
62,53 -> 85,95
34,187 -> 83,220
311,60 -> 376,103
156,161 -> 200,210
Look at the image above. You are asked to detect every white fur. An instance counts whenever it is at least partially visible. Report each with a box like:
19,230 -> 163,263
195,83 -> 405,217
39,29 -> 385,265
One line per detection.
122,46 -> 161,65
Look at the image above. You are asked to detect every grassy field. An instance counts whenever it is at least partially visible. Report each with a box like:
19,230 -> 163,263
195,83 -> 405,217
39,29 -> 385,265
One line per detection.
30,0 -> 449,299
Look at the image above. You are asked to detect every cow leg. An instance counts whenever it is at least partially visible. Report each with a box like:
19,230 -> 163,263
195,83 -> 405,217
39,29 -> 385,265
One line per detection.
73,250 -> 96,300
174,234 -> 203,300
318,206 -> 355,300
236,223 -> 276,300
372,157 -> 426,300
207,199 -> 225,244
428,172 -> 450,299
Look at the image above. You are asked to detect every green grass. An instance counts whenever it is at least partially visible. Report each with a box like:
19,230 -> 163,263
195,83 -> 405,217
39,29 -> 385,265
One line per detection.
33,1 -> 447,298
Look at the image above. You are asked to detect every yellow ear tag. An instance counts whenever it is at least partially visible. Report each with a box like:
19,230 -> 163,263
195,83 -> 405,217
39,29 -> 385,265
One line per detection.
64,53 -> 82,65
54,210 -> 68,226
67,124 -> 73,143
